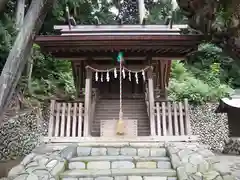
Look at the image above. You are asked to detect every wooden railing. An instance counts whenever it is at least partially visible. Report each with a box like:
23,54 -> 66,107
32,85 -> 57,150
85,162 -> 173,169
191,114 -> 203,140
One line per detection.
47,99 -> 85,140
154,99 -> 192,136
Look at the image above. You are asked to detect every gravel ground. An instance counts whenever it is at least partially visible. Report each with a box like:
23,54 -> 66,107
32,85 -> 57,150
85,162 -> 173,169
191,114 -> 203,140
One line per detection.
189,103 -> 229,152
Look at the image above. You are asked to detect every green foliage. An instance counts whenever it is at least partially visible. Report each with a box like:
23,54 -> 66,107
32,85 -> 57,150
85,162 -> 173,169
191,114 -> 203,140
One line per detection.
187,43 -> 240,88
168,61 -> 231,104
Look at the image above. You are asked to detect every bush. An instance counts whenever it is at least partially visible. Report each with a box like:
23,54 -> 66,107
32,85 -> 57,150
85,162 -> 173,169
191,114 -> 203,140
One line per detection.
168,61 -> 231,104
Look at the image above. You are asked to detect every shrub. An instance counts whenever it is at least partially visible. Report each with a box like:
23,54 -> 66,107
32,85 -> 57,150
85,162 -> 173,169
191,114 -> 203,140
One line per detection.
168,61 -> 231,104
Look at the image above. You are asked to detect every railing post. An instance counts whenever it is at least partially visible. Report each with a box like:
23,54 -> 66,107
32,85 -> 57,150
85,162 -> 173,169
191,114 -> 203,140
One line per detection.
147,67 -> 156,136
84,68 -> 92,136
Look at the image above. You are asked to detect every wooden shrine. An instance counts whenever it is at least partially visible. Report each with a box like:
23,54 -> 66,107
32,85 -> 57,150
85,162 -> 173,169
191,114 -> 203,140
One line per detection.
35,24 -> 203,142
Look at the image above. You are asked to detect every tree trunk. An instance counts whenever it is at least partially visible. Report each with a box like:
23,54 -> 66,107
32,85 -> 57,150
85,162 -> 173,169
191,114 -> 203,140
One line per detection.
0,0 -> 9,13
0,0 -> 55,123
15,0 -> 25,30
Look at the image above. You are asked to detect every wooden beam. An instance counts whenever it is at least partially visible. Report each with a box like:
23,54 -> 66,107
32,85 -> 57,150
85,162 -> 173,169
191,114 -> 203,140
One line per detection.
83,68 -> 92,136
147,66 -> 156,136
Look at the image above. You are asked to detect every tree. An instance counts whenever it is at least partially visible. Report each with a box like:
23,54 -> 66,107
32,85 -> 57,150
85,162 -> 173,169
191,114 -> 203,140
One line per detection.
176,0 -> 240,59
0,0 -> 55,123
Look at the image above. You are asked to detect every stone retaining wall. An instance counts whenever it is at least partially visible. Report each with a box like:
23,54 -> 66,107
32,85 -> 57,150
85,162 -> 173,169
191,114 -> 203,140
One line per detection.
6,149 -> 66,180
166,143 -> 235,180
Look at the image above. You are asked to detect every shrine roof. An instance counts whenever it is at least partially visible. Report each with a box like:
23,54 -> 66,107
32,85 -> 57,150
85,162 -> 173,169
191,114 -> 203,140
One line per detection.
35,24 -> 203,59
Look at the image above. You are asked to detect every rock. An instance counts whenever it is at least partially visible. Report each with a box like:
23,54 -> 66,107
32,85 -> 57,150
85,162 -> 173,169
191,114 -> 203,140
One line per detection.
8,164 -> 25,177
32,169 -> 52,180
183,163 -> 197,175
60,145 -> 78,160
91,148 -> 107,156
69,162 -> 86,169
136,162 -> 157,169
128,176 -> 143,180
157,161 -> 172,169
21,153 -> 36,166
177,166 -> 188,180
50,161 -> 65,176
222,174 -> 235,180
46,159 -> 58,168
114,176 -> 127,180
150,148 -> 166,157
26,173 -> 39,180
120,148 -> 137,156
107,148 -> 120,156
143,177 -> 167,180
77,147 -> 91,156
95,177 -> 113,180
138,148 -> 150,157
12,173 -> 29,180
212,163 -> 231,176
87,161 -> 110,169
170,154 -> 181,169
111,161 -> 135,169
202,171 -> 220,180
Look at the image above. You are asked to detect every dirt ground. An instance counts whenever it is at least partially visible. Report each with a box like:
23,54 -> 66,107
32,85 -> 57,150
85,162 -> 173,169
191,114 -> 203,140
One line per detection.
0,158 -> 23,178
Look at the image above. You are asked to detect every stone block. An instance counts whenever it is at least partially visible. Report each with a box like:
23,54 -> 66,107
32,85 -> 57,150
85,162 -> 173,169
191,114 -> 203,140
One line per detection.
157,161 -> 172,169
150,148 -> 166,157
114,176 -> 127,180
87,161 -> 110,169
107,148 -> 120,156
177,149 -> 194,158
136,162 -> 157,169
46,159 -> 59,168
62,178 -> 79,180
167,177 -> 177,180
222,175 -> 235,180
138,148 -> 150,157
8,164 -> 25,177
128,176 -> 143,180
77,147 -> 91,156
61,145 -> 78,160
177,166 -> 188,180
212,163 -> 231,176
95,177 -> 113,180
197,159 -> 209,173
51,161 -> 66,176
202,171 -> 220,180
78,178 -> 94,180
21,153 -> 36,166
111,161 -> 135,169
91,148 -> 107,156
143,177 -> 167,180
183,163 -> 197,175
120,148 -> 137,156
69,162 -> 86,169
170,154 -> 181,169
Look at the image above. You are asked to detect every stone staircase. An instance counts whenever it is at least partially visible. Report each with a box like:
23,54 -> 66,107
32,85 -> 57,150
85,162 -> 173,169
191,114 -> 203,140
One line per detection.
91,98 -> 150,136
60,142 -> 177,180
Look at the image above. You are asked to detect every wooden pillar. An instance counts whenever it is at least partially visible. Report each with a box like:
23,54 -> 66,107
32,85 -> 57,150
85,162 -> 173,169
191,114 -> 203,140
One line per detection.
147,67 -> 156,136
83,68 -> 92,136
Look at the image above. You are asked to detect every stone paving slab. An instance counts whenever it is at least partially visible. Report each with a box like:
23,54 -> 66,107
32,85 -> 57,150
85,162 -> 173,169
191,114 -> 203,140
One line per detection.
215,154 -> 240,180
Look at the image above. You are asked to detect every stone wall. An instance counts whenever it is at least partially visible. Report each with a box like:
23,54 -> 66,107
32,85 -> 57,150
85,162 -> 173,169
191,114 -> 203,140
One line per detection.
166,143 -> 235,180
0,107 -> 48,161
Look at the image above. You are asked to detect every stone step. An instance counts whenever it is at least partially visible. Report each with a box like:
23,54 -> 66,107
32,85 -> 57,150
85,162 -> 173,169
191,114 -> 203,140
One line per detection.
68,156 -> 171,170
60,169 -> 177,179
76,147 -> 166,157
